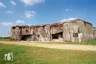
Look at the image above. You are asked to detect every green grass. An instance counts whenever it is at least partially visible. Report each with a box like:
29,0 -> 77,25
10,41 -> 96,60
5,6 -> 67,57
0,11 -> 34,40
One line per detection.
87,40 -> 96,45
0,44 -> 96,64
0,38 -> 10,41
67,40 -> 96,45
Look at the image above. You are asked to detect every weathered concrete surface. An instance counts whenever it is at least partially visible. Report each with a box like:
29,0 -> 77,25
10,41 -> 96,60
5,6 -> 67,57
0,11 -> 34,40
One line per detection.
63,19 -> 93,42
10,19 -> 96,42
93,27 -> 96,40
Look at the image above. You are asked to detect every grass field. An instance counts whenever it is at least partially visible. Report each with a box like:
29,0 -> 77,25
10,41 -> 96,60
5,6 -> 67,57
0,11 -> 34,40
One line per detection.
0,37 -> 10,41
0,37 -> 96,45
68,40 -> 96,45
0,44 -> 96,64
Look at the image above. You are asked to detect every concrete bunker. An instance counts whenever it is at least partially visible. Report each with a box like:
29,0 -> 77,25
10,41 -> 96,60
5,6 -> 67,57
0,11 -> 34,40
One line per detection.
11,19 -> 96,42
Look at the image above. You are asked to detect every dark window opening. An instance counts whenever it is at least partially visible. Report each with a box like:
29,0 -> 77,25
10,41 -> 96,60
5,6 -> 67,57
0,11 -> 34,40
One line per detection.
26,30 -> 29,33
52,32 -> 63,39
12,27 -> 15,29
78,28 -> 80,33
37,35 -> 40,37
73,33 -> 78,37
21,35 -> 31,41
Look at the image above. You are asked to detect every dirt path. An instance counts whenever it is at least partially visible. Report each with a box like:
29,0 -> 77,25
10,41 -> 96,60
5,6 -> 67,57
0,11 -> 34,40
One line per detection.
0,41 -> 96,51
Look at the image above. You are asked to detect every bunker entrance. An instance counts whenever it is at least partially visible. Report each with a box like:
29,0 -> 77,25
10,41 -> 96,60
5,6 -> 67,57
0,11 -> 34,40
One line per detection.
21,35 -> 32,41
52,32 -> 63,39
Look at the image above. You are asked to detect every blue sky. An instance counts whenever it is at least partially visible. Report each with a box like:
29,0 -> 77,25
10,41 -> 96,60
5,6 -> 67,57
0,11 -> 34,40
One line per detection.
0,0 -> 96,37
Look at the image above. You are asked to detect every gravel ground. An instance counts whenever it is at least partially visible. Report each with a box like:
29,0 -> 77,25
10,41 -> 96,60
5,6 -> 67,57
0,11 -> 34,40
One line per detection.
0,41 -> 96,51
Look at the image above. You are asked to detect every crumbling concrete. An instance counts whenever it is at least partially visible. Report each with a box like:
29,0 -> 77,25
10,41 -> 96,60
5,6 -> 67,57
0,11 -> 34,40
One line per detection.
93,27 -> 96,40
10,19 -> 96,42
63,19 -> 93,42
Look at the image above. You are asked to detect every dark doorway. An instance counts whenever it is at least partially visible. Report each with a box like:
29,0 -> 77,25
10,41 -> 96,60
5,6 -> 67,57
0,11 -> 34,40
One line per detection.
21,35 -> 31,41
52,32 -> 63,39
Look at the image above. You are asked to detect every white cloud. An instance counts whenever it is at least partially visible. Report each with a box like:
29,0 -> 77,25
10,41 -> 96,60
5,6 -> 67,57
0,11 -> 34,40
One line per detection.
0,22 -> 13,27
65,9 -> 69,11
59,18 -> 77,22
0,2 -> 6,8
6,11 -> 13,14
10,0 -> 17,5
20,0 -> 45,6
65,9 -> 72,12
24,11 -> 36,18
16,20 -> 25,24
